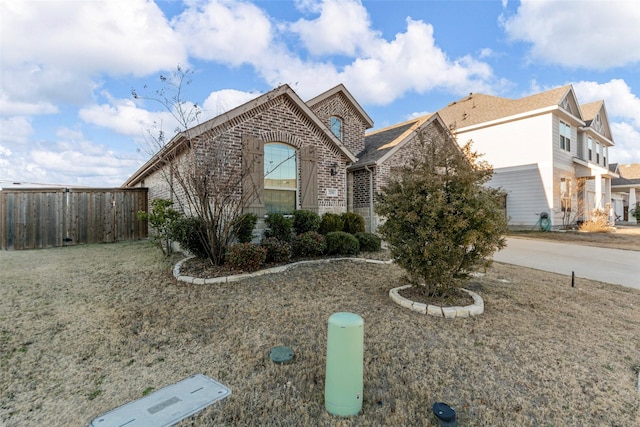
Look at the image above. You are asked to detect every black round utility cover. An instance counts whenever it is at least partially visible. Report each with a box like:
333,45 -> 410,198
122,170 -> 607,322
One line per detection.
268,346 -> 294,364
432,402 -> 456,421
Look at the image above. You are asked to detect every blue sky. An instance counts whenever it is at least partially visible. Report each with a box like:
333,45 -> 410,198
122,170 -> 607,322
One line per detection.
1,0 -> 639,188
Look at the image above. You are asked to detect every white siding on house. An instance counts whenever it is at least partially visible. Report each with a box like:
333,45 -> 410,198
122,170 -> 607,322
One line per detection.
458,114 -> 553,169
488,164 -> 551,227
458,114 -> 555,228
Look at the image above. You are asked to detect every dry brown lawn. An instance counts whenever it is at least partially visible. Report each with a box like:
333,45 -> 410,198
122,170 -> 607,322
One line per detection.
1,228 -> 639,426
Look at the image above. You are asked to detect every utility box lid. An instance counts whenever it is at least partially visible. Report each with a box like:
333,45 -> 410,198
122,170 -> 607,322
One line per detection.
328,312 -> 363,328
89,374 -> 230,427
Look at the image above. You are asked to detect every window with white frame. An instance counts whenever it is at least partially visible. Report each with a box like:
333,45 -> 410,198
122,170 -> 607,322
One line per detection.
603,146 -> 607,166
264,143 -> 297,214
587,137 -> 593,161
330,116 -> 343,141
596,142 -> 601,164
559,121 -> 571,152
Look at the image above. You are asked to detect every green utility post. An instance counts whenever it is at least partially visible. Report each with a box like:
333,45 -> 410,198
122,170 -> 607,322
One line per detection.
324,312 -> 364,417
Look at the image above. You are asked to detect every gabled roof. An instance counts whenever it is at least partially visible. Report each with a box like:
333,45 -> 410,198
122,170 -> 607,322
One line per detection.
350,113 -> 445,169
436,85 -> 584,131
306,83 -> 374,129
580,100 -> 613,142
612,163 -> 640,188
124,84 -> 357,187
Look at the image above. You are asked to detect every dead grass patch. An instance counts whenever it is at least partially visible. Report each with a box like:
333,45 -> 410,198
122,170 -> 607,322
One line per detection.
1,240 -> 639,426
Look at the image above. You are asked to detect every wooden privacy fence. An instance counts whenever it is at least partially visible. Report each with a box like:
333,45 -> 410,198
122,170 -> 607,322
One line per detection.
0,188 -> 148,250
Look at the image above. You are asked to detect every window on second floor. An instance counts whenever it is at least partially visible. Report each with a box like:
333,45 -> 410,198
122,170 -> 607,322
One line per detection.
330,116 -> 343,141
596,142 -> 601,164
603,146 -> 608,167
559,121 -> 571,152
587,137 -> 593,161
264,143 -> 297,214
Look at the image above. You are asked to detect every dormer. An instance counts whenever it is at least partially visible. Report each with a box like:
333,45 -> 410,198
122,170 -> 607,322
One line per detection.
306,84 -> 374,158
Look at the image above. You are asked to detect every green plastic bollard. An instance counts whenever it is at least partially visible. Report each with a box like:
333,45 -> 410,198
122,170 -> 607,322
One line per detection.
324,312 -> 364,417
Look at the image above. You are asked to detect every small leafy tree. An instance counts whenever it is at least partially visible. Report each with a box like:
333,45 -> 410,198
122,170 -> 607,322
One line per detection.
137,198 -> 182,256
376,127 -> 507,297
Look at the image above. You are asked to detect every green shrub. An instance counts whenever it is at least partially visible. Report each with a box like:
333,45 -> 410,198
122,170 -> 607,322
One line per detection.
325,231 -> 360,256
260,237 -> 291,263
225,243 -> 267,272
264,213 -> 293,242
319,213 -> 344,235
354,232 -> 381,252
234,213 -> 258,243
137,198 -> 182,256
292,231 -> 327,258
292,210 -> 321,235
170,216 -> 210,259
341,212 -> 365,234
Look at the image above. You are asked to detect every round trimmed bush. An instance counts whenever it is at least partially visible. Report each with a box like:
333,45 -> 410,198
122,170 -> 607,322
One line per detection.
319,213 -> 344,235
341,212 -> 365,234
354,232 -> 381,252
264,213 -> 293,242
292,210 -> 321,234
325,231 -> 360,256
292,231 -> 326,258
225,243 -> 267,272
260,237 -> 291,263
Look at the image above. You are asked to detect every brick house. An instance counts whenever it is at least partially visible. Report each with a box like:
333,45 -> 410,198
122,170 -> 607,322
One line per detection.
349,114 -> 453,232
123,84 -> 375,234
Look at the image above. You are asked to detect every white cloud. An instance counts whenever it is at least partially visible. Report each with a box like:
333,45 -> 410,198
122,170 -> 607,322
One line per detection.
0,116 -> 34,146
610,122 -> 640,164
258,13 -> 496,104
289,0 -> 379,56
79,97 -> 179,139
173,0 -> 272,66
201,89 -> 260,117
0,0 -> 186,114
502,0 -> 640,69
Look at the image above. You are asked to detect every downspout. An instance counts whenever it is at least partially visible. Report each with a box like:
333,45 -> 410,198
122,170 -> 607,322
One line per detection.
364,165 -> 374,233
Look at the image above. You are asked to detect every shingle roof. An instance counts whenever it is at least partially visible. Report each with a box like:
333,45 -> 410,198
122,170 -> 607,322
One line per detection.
618,163 -> 640,179
353,115 -> 434,166
580,100 -> 603,123
436,85 -> 573,130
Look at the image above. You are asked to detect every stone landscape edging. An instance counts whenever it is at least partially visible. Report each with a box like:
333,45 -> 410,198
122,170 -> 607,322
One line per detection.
389,285 -> 484,318
173,256 -> 394,285
173,256 -> 484,318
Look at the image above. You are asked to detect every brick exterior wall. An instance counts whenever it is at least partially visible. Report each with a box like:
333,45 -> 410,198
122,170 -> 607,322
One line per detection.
308,92 -> 368,156
143,92 -> 352,218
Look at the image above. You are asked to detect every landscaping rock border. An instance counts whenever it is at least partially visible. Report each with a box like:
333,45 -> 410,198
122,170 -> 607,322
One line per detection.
173,256 -> 394,284
389,285 -> 484,318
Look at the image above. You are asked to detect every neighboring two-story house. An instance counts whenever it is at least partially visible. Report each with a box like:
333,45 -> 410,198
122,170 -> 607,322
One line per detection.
435,85 -> 617,229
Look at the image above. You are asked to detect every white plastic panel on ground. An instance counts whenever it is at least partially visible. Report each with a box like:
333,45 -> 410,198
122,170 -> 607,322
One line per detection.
89,374 -> 231,427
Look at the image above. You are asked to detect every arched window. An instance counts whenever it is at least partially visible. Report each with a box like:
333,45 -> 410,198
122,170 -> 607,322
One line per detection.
264,143 -> 297,214
330,116 -> 343,141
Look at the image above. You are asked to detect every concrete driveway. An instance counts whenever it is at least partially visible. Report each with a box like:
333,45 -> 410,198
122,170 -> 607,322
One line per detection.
492,237 -> 640,290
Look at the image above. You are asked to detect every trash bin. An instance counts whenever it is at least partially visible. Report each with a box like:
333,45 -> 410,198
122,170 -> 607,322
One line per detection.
324,312 -> 364,417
